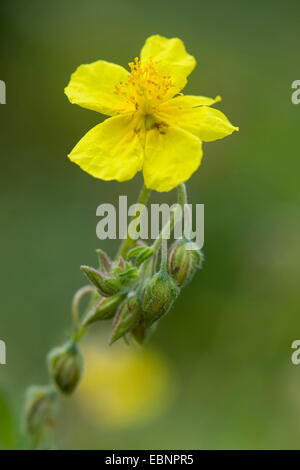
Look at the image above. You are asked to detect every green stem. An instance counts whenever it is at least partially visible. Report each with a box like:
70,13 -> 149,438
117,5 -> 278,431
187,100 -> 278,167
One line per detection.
177,183 -> 188,208
151,183 -> 187,252
160,238 -> 168,274
117,185 -> 151,259
71,285 -> 95,334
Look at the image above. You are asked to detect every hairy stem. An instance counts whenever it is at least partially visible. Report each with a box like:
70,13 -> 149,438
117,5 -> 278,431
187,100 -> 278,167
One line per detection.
72,285 -> 95,334
117,185 -> 151,259
151,183 -> 187,252
177,182 -> 188,208
160,238 -> 168,274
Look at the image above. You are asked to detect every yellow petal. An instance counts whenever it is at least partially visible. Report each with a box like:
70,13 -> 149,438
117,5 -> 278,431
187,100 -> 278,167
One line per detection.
65,60 -> 131,116
68,115 -> 144,182
140,35 -> 196,97
143,125 -> 203,192
161,94 -> 222,109
157,102 -> 238,142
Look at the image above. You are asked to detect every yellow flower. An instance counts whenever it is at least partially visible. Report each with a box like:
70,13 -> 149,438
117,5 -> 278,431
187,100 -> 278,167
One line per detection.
76,343 -> 172,428
65,35 -> 238,192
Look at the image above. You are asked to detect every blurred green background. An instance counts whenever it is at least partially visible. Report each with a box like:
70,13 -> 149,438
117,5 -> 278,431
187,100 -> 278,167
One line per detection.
1,0 -> 300,450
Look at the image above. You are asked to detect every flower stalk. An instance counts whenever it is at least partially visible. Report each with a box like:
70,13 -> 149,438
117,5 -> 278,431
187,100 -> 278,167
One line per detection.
23,181 -> 204,449
118,185 -> 151,259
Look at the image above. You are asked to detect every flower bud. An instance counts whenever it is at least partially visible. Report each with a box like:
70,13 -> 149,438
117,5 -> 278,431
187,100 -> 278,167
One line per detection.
131,320 -> 156,345
81,265 -> 121,297
142,272 -> 180,325
109,294 -> 142,345
168,240 -> 203,287
47,342 -> 83,395
114,255 -> 125,270
82,293 -> 124,326
24,385 -> 57,435
96,248 -> 112,273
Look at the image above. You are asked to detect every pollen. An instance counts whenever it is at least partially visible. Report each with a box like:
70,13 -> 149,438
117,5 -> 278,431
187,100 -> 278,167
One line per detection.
114,57 -> 175,113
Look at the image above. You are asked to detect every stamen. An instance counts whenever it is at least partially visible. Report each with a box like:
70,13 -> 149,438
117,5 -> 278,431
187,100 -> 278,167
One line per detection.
114,56 -> 175,113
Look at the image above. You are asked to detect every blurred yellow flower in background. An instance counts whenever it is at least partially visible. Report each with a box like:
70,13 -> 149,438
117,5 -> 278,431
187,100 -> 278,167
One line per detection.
76,342 -> 172,428
65,35 -> 238,192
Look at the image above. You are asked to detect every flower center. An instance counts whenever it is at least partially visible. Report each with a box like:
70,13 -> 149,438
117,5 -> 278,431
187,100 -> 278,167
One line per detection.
114,57 -> 174,114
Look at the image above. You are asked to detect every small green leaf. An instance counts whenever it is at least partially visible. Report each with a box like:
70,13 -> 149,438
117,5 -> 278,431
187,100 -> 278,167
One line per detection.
136,248 -> 154,266
118,267 -> 139,280
127,246 -> 154,266
127,246 -> 146,258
